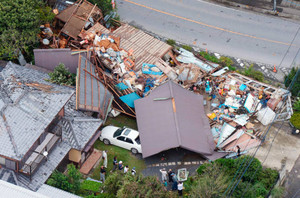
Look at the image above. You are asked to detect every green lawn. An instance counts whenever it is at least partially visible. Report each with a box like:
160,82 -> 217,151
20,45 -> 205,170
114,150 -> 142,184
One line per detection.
91,140 -> 146,180
104,114 -> 137,130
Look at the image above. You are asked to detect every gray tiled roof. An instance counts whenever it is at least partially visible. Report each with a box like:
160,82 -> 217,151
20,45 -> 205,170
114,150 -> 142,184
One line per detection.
0,62 -> 74,160
37,184 -> 81,198
63,95 -> 103,150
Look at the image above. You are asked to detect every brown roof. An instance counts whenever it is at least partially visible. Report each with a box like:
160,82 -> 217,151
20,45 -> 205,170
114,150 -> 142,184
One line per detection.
112,24 -> 172,71
134,81 -> 215,158
56,0 -> 103,39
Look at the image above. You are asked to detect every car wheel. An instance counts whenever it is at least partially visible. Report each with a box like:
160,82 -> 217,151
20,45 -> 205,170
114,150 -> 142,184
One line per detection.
103,139 -> 110,145
131,148 -> 138,154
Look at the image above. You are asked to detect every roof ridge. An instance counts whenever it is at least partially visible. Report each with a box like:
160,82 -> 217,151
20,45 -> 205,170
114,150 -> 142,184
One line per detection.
168,81 -> 181,146
1,113 -> 19,158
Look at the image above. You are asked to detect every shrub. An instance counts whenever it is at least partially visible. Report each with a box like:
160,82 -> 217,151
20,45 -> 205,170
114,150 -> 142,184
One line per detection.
258,168 -> 279,190
37,6 -> 55,23
240,64 -> 264,82
182,45 -> 193,52
166,39 -> 176,47
284,67 -> 300,96
234,155 -> 262,183
293,98 -> 300,111
290,111 -> 300,129
215,158 -> 236,175
197,162 -> 212,175
199,51 -> 219,63
81,180 -> 103,193
219,56 -> 233,67
271,186 -> 285,198
88,0 -> 114,16
47,63 -> 76,86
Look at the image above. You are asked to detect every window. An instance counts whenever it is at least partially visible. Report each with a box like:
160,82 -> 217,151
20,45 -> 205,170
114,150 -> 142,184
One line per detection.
135,136 -> 141,145
123,129 -> 131,136
116,136 -> 126,142
125,138 -> 133,144
113,128 -> 123,138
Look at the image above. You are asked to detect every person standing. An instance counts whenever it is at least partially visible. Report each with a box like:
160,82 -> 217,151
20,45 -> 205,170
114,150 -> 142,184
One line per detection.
100,166 -> 106,183
118,161 -> 124,170
159,168 -> 168,182
102,150 -> 108,168
237,145 -> 241,157
124,165 -> 129,174
131,167 -> 136,176
171,173 -> 178,191
168,169 -> 174,183
177,181 -> 183,196
112,156 -> 118,172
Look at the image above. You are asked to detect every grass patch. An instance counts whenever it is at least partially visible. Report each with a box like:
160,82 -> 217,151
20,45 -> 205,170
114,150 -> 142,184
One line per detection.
104,114 -> 137,130
182,45 -> 193,51
91,140 -> 146,180
80,180 -> 103,193
199,51 -> 219,63
239,64 -> 264,82
166,39 -> 176,47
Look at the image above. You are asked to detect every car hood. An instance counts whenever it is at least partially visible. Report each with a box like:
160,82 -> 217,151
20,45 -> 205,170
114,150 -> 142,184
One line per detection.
101,126 -> 120,138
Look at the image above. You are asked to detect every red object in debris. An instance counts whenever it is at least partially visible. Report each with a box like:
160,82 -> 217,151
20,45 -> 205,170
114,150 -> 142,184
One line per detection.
273,65 -> 277,73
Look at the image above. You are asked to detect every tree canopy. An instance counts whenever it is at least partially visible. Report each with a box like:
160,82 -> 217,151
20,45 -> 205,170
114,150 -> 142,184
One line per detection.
0,0 -> 43,60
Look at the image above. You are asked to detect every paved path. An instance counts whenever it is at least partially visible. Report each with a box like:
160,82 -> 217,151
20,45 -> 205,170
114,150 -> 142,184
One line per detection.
116,0 -> 300,68
285,153 -> 300,198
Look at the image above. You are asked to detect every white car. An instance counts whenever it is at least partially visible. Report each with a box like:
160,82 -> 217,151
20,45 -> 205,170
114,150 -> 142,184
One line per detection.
99,126 -> 142,154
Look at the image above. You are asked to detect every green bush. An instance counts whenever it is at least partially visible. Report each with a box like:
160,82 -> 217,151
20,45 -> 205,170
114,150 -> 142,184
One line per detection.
219,56 -> 233,67
234,155 -> 262,183
293,98 -> 300,111
182,45 -> 193,52
215,158 -> 236,175
81,180 -> 103,193
271,187 -> 285,198
284,67 -> 300,96
196,162 -> 212,175
290,111 -> 300,129
199,51 -> 219,63
47,63 -> 76,86
88,0 -> 114,16
258,168 -> 278,190
166,39 -> 176,47
37,6 -> 55,23
240,64 -> 264,82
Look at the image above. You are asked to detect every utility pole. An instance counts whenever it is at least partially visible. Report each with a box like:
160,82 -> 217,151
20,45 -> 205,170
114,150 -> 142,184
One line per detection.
273,0 -> 277,12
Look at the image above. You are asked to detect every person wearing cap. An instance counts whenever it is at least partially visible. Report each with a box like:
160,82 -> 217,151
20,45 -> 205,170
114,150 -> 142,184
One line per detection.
131,167 -> 136,176
159,168 -> 168,182
118,161 -> 123,170
100,166 -> 106,183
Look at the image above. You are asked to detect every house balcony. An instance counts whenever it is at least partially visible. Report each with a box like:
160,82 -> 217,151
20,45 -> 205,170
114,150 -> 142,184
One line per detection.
19,133 -> 60,176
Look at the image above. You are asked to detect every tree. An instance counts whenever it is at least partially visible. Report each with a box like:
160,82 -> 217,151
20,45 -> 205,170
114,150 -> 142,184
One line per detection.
0,0 -> 42,60
47,63 -> 76,86
284,67 -> 300,96
87,0 -> 114,16
190,163 -> 230,198
47,164 -> 81,194
102,172 -> 174,198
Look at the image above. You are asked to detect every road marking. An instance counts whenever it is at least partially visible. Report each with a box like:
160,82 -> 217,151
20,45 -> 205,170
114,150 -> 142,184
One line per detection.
123,0 -> 294,46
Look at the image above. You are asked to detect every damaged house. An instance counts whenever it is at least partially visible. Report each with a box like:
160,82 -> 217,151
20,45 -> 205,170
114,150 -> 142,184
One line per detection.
0,62 -> 112,191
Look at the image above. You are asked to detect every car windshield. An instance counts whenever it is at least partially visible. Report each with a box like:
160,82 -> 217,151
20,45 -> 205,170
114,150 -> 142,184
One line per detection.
113,128 -> 123,138
135,136 -> 141,145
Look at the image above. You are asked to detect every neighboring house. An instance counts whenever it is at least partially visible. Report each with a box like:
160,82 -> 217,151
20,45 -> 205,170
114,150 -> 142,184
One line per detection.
0,180 -> 80,198
0,62 -> 112,191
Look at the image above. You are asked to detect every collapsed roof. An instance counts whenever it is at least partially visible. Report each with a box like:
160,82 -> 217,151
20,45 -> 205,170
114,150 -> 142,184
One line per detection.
76,55 -> 114,119
56,0 -> 103,39
134,81 -> 218,158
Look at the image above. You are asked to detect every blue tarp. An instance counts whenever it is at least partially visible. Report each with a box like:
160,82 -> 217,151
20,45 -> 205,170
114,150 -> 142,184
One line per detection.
142,63 -> 163,75
120,92 -> 141,108
116,83 -> 128,90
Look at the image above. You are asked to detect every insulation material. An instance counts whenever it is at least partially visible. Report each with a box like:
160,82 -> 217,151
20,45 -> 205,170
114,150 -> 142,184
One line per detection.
257,107 -> 276,125
217,123 -> 236,147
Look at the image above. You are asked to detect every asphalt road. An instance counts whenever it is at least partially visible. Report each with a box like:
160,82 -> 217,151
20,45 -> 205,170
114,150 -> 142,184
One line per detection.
116,0 -> 300,68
